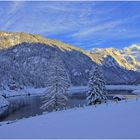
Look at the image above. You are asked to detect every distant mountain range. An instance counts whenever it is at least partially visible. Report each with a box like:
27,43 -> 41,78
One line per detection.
123,44 -> 140,66
0,31 -> 140,89
90,44 -> 140,71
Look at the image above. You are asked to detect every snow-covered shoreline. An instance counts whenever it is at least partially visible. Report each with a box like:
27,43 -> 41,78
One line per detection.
0,85 -> 139,120
0,96 -> 9,117
0,99 -> 140,138
0,85 -> 140,99
69,85 -> 140,94
0,96 -> 9,108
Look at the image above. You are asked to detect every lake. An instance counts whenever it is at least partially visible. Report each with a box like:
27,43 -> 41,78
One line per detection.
0,90 -> 138,122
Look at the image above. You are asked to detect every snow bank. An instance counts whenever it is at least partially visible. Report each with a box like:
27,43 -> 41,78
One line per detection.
24,87 -> 46,96
0,96 -> 9,108
0,85 -> 140,99
69,85 -> 140,94
0,88 -> 46,98
68,86 -> 88,94
0,90 -> 29,98
106,85 -> 140,90
133,89 -> 140,94
0,95 -> 9,116
0,99 -> 140,139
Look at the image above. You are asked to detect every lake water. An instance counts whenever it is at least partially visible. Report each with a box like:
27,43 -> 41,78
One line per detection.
2,96 -> 87,122
0,91 -> 138,122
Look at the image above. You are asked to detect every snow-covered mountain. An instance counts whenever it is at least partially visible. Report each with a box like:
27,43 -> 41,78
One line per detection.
90,45 -> 140,71
122,44 -> 140,72
123,44 -> 140,61
90,47 -> 140,84
0,31 -> 139,89
90,48 -> 136,70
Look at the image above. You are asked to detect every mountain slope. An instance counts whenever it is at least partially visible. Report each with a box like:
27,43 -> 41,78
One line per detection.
90,45 -> 140,71
90,48 -> 138,70
0,31 -> 139,88
123,44 -> 140,61
0,32 -> 94,60
122,44 -> 140,70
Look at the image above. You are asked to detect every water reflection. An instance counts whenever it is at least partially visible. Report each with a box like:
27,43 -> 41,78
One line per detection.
1,91 -> 139,122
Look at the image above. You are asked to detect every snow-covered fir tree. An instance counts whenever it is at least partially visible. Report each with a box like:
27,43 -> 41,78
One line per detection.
40,51 -> 71,111
87,65 -> 107,105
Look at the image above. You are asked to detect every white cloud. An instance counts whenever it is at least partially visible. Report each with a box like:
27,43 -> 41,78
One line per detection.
1,1 -> 140,47
71,19 -> 125,39
9,1 -> 24,14
0,1 -> 25,31
70,14 -> 140,40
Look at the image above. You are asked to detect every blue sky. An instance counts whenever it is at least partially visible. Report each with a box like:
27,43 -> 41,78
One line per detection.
0,1 -> 140,50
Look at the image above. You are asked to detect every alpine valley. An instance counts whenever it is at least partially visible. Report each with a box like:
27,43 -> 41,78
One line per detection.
0,31 -> 140,88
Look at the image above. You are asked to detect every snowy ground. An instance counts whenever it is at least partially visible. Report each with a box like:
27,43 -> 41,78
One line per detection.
0,96 -> 9,116
0,99 -> 140,139
69,85 -> 140,95
132,89 -> 140,94
0,88 -> 47,98
0,96 -> 9,108
0,85 -> 140,98
106,85 -> 140,91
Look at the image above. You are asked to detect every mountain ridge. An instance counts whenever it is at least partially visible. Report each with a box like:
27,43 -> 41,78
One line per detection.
0,31 -> 97,62
0,31 -> 138,70
0,31 -> 139,88
90,47 -> 140,71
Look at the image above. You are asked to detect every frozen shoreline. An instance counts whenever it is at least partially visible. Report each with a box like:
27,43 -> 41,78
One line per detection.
69,85 -> 140,94
1,84 -> 140,98
0,84 -> 139,118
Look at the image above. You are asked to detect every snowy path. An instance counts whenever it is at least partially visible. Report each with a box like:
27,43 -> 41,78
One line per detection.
0,99 -> 140,139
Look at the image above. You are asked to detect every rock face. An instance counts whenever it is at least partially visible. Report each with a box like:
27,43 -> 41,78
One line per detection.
0,31 -> 139,88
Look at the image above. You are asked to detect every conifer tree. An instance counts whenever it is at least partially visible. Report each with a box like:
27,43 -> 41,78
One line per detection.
40,51 -> 71,111
87,65 -> 107,105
